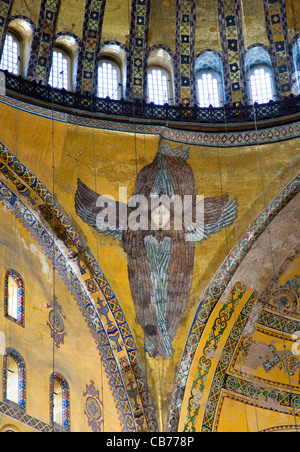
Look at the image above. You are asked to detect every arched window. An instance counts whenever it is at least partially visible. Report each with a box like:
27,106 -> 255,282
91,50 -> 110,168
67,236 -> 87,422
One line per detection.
147,67 -> 171,105
249,66 -> 275,104
0,33 -> 20,75
4,270 -> 25,327
196,71 -> 222,108
3,349 -> 26,411
50,373 -> 70,431
292,37 -> 300,94
97,59 -> 121,100
245,46 -> 275,104
49,48 -> 71,90
195,51 -> 225,107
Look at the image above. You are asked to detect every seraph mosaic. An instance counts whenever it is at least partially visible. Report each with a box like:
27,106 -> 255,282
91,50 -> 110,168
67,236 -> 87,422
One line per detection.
75,140 -> 238,358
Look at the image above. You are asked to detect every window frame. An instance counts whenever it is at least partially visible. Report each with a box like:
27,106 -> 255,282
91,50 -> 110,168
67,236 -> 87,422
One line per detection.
0,31 -> 21,76
248,64 -> 275,105
49,46 -> 72,91
3,348 -> 26,411
4,269 -> 25,327
97,57 -> 122,100
195,69 -> 224,108
147,66 -> 172,106
50,372 -> 70,432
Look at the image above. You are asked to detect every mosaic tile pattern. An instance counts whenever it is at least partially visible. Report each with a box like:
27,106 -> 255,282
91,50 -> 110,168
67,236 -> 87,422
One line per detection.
77,0 -> 106,94
201,292 -> 300,432
127,0 -> 151,100
218,0 -> 247,106
166,173 -> 300,432
4,269 -> 25,327
0,0 -> 13,58
175,0 -> 196,106
50,372 -> 70,432
27,0 -> 62,83
0,400 -> 54,431
2,95 -> 300,148
0,143 -> 159,432
263,0 -> 292,98
3,348 -> 26,412
83,380 -> 103,432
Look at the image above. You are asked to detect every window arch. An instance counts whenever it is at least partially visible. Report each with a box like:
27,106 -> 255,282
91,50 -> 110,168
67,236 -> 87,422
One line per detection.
147,67 -> 171,105
49,47 -> 71,90
196,71 -> 223,108
292,36 -> 300,94
0,33 -> 20,75
195,51 -> 225,107
245,46 -> 275,104
4,270 -> 25,327
3,348 -> 26,411
146,47 -> 174,105
249,65 -> 275,104
98,43 -> 127,99
97,58 -> 121,100
50,372 -> 70,431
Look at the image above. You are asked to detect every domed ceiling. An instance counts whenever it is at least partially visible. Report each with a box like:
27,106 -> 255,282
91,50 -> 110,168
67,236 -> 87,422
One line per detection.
0,0 -> 299,433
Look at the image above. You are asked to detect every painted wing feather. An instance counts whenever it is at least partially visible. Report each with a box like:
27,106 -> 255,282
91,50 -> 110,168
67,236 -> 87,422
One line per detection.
187,194 -> 238,243
75,178 -> 128,240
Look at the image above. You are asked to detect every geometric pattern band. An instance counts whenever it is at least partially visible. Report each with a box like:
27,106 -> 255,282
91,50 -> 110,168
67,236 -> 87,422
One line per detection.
129,0 -> 151,100
0,0 -> 13,58
0,400 -> 54,432
27,0 -> 62,83
218,0 -> 246,106
263,0 -> 292,98
176,0 -> 196,106
78,0 -> 106,94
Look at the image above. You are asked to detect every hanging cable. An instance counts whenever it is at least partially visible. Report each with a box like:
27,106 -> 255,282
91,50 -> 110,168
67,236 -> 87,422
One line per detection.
51,70 -> 57,432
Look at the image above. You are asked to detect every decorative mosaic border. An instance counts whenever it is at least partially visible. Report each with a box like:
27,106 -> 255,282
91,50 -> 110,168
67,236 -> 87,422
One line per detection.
0,400 -> 54,432
203,300 -> 300,433
78,0 -> 106,94
1,95 -> 300,148
27,0 -> 62,83
200,291 -> 256,432
263,0 -> 292,98
50,372 -> 70,432
127,0 -> 151,100
4,269 -> 25,327
0,0 -> 13,58
0,178 -> 133,432
166,173 -> 300,432
175,0 -> 196,106
183,283 -> 256,431
0,143 -> 158,432
218,0 -> 247,106
3,348 -> 26,412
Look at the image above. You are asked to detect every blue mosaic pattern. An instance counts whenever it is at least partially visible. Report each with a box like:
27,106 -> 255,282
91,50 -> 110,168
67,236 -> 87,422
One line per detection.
166,173 -> 300,431
0,143 -> 158,432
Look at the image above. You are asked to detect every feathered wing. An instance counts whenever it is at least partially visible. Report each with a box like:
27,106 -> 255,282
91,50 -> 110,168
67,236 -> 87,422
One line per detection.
187,193 -> 238,244
75,178 -> 128,240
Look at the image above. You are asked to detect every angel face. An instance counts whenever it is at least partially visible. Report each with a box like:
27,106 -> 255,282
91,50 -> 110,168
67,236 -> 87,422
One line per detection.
151,203 -> 171,230
75,140 -> 238,359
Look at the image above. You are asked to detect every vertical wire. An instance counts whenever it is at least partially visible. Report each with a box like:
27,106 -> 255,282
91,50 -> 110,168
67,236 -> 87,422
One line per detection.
51,74 -> 56,432
90,42 -> 105,431
240,0 -> 299,431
